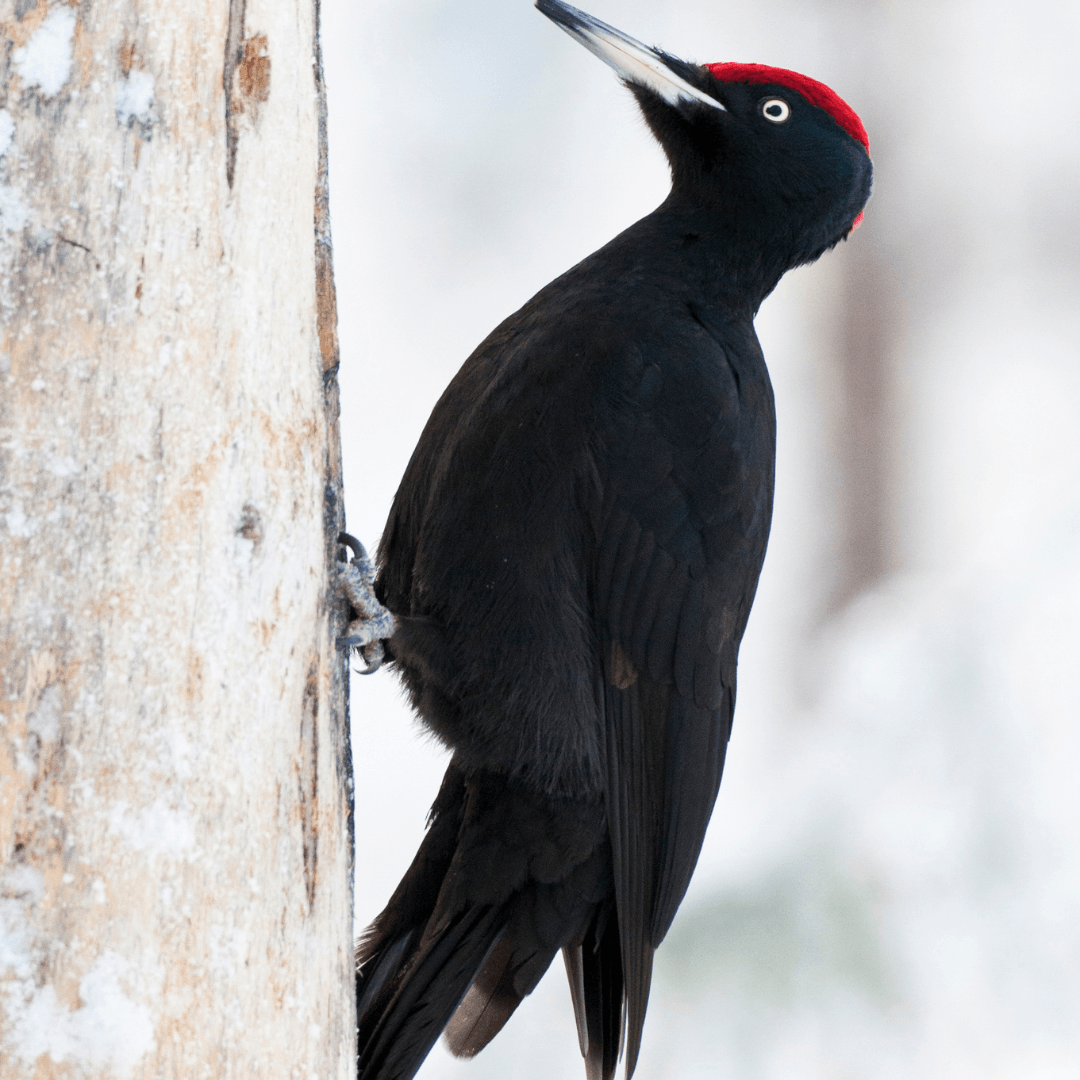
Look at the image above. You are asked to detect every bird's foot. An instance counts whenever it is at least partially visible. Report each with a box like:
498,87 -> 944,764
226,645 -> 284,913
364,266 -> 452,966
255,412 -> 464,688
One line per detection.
338,532 -> 397,674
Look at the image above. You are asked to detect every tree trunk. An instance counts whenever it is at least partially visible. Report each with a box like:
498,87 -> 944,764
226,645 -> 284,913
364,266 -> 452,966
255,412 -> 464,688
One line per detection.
0,1 -> 353,1076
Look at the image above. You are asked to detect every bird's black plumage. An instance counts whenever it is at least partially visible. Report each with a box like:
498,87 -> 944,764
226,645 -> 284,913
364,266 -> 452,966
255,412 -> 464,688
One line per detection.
352,4 -> 872,1078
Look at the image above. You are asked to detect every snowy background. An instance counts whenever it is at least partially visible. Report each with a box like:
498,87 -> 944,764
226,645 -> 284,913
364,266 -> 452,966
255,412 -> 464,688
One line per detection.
322,1 -> 1080,1077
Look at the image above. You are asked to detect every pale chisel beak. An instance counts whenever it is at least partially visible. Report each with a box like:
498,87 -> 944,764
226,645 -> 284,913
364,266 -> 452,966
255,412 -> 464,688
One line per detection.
536,0 -> 727,114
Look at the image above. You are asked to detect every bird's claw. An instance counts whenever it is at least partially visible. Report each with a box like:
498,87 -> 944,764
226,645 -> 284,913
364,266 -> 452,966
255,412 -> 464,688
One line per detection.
338,532 -> 397,674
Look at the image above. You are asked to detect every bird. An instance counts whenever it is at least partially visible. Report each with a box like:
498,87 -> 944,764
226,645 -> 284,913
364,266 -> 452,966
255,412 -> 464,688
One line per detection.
339,2 -> 872,1078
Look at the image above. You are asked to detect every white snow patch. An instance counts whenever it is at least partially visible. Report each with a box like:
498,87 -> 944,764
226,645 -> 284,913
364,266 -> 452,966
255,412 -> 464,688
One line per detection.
12,7 -> 76,98
0,110 -> 14,157
47,453 -> 79,478
5,950 -> 155,1075
5,499 -> 37,538
174,280 -> 194,308
27,684 -> 62,744
209,922 -> 252,974
0,184 -> 30,232
1,866 -> 44,904
0,898 -> 35,980
108,798 -> 195,862
115,70 -> 155,125
234,533 -> 255,568
165,729 -> 194,779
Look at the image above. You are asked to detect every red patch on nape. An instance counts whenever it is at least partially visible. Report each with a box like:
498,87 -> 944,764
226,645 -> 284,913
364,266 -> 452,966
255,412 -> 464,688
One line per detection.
705,62 -> 869,153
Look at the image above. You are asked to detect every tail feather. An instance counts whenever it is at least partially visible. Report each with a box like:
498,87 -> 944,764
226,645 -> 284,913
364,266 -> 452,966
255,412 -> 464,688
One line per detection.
444,938 -> 525,1057
582,906 -> 624,1080
357,766 -> 468,1061
357,927 -> 421,1037
563,903 -> 624,1080
357,763 -> 611,1079
563,943 -> 589,1058
360,906 -> 507,1080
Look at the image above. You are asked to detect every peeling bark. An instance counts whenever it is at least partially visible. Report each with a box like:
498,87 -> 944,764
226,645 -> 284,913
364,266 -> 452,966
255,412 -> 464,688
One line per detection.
0,1 -> 353,1076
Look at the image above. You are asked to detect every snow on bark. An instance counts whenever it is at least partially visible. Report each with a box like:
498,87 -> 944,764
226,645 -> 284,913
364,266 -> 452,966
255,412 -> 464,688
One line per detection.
0,1 -> 352,1077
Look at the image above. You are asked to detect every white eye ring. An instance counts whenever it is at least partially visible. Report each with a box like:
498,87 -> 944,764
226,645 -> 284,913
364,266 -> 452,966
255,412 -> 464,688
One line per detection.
761,98 -> 790,123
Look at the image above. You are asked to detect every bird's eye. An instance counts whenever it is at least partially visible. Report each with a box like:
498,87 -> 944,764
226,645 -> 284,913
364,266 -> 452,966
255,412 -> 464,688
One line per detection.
761,98 -> 790,123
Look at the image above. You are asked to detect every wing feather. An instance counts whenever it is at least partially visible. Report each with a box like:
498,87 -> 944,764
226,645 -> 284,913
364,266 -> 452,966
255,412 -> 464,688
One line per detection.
589,326 -> 772,1076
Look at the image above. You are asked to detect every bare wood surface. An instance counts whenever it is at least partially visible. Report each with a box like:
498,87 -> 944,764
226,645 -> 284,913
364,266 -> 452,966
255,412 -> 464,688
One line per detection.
0,1 -> 353,1075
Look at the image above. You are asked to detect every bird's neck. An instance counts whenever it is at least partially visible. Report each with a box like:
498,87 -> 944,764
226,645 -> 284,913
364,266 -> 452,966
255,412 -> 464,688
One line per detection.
638,193 -> 795,315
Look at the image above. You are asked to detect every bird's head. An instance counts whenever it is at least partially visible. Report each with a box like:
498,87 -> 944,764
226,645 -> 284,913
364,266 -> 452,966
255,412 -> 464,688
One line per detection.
537,0 -> 872,273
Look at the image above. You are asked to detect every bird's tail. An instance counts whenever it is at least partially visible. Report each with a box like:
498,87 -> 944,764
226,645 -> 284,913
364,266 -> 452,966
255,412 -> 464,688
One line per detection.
357,763 -> 612,1080
562,903 -> 624,1080
357,766 -> 507,1080
358,905 -> 508,1080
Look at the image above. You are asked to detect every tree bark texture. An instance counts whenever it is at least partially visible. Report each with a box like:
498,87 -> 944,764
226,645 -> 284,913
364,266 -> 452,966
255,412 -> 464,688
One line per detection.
0,1 -> 352,1076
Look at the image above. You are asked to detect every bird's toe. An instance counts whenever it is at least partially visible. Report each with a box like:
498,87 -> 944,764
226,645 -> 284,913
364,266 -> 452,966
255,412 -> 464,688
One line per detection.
338,533 -> 396,669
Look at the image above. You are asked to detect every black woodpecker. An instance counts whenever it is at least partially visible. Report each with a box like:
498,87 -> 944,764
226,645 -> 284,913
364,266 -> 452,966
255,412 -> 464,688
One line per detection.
340,2 -> 872,1078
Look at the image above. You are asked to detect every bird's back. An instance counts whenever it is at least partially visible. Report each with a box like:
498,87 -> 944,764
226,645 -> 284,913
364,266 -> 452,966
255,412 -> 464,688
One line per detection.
376,215 -> 776,795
